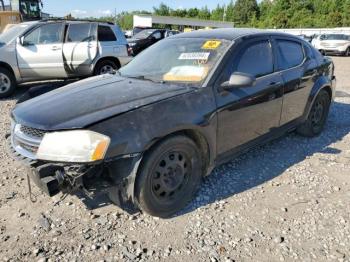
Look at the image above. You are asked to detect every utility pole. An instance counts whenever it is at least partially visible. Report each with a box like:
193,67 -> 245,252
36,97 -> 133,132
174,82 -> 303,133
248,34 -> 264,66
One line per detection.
223,5 -> 227,22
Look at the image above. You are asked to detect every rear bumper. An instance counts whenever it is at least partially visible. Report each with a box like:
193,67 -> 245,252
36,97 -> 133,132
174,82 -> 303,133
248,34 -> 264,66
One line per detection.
320,48 -> 347,55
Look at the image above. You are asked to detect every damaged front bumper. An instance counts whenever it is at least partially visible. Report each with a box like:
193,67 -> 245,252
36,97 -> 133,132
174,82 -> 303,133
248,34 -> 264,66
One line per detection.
7,131 -> 142,210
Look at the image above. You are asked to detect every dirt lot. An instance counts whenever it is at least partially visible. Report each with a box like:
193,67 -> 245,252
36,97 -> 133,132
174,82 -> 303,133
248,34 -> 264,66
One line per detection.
0,57 -> 349,262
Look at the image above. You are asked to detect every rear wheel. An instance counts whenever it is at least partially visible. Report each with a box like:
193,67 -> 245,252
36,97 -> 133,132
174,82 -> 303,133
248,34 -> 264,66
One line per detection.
297,89 -> 331,137
94,60 -> 119,75
0,68 -> 16,98
345,47 -> 350,57
135,136 -> 203,218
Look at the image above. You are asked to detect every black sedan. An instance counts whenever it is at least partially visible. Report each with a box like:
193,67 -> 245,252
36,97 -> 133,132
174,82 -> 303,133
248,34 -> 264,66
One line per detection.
127,28 -> 168,55
9,29 -> 336,218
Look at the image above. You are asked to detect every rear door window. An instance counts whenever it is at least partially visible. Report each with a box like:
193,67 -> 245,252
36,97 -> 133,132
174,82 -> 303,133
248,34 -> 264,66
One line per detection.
98,25 -> 117,42
276,40 -> 304,70
235,40 -> 274,78
66,23 -> 95,43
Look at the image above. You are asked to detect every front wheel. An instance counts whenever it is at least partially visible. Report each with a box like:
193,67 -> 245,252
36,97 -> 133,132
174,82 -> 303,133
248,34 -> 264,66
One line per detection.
297,89 -> 331,137
0,68 -> 17,98
135,136 -> 203,218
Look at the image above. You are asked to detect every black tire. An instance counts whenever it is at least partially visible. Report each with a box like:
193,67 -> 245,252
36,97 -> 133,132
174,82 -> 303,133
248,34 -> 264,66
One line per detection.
345,47 -> 350,57
0,67 -> 17,98
94,60 -> 119,75
135,136 -> 203,218
297,89 -> 331,137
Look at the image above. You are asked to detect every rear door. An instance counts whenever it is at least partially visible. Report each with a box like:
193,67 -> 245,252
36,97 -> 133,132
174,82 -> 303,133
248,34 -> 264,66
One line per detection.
215,37 -> 284,156
62,23 -> 98,76
16,22 -> 66,80
272,37 -> 317,125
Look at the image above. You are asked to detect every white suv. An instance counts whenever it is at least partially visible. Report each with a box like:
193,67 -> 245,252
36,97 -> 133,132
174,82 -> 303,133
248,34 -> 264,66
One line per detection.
0,20 -> 132,98
312,34 -> 350,56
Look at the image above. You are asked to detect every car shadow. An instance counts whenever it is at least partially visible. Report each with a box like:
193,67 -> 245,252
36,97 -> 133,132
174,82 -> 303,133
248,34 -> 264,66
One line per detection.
71,99 -> 350,216
176,99 -> 350,217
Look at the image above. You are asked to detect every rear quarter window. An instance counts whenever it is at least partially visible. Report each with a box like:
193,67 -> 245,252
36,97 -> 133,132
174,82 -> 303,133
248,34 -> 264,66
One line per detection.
98,26 -> 117,42
276,40 -> 304,70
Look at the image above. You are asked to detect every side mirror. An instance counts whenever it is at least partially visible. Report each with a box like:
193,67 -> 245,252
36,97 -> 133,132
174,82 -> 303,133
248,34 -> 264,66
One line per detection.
221,72 -> 256,90
18,36 -> 24,45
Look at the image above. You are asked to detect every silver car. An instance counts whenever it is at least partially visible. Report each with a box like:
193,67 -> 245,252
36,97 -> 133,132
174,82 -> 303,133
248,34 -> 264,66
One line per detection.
0,20 -> 132,98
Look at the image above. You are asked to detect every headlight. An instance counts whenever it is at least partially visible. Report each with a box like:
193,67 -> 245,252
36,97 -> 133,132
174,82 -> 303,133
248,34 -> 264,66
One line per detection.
128,42 -> 136,47
36,130 -> 110,163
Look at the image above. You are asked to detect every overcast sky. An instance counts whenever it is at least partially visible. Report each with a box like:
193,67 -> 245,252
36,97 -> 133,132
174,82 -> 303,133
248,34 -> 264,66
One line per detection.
42,0 -> 231,18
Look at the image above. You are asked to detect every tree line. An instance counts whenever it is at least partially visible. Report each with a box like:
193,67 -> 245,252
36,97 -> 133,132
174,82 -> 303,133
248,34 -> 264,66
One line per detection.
94,0 -> 350,30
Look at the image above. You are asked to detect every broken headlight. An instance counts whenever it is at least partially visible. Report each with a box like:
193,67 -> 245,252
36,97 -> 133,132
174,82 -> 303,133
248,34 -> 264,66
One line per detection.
36,130 -> 110,163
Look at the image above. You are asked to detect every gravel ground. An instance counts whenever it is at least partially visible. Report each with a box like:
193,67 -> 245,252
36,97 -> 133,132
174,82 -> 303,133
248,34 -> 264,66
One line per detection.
0,57 -> 349,262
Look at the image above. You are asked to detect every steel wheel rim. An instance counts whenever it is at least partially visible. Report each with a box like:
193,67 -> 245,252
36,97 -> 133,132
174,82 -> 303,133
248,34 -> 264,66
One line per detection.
0,73 -> 11,94
100,65 -> 114,75
151,151 -> 191,203
310,100 -> 325,126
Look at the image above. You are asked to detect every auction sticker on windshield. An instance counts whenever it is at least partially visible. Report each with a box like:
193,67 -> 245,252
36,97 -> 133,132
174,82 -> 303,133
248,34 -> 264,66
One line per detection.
178,52 -> 210,60
202,40 -> 222,50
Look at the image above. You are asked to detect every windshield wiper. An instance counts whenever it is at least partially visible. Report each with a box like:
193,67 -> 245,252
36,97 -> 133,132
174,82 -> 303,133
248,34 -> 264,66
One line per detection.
125,75 -> 165,84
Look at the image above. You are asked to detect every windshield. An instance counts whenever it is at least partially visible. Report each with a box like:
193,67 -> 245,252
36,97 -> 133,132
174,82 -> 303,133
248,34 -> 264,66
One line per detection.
321,34 -> 349,40
0,24 -> 30,44
119,38 -> 230,85
133,29 -> 156,39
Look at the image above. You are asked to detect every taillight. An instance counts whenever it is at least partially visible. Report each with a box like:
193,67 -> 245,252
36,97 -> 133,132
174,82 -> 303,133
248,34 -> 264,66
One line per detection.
127,45 -> 133,56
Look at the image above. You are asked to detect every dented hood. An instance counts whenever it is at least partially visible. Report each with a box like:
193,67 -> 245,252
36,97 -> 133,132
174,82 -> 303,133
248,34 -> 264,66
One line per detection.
12,74 -> 193,130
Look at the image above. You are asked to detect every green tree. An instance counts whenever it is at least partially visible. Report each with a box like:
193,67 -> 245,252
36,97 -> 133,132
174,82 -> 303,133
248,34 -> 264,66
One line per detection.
343,0 -> 350,26
233,0 -> 259,26
187,8 -> 199,18
211,4 -> 225,21
198,6 -> 211,20
225,1 -> 235,22
153,3 -> 170,16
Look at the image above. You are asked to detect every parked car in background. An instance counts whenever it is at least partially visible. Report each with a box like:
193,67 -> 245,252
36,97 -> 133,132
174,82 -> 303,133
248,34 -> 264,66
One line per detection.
0,20 -> 132,98
165,30 -> 180,38
313,34 -> 350,56
127,28 -> 178,55
297,34 -> 312,43
9,29 -> 335,218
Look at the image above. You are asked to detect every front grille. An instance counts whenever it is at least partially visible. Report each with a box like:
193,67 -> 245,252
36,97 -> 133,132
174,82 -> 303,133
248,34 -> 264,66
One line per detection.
11,124 -> 45,160
20,125 -> 46,139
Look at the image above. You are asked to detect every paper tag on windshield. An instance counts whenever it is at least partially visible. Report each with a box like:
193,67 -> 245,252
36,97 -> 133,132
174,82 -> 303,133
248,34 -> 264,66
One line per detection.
178,52 -> 210,60
202,40 -> 222,49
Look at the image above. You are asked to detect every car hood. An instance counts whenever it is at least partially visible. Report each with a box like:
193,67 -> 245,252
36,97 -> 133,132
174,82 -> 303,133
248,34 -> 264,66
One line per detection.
12,74 -> 193,130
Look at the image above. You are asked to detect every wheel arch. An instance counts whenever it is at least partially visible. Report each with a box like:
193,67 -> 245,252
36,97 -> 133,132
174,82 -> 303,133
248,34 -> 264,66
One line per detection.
303,78 -> 333,121
0,61 -> 16,78
94,56 -> 121,72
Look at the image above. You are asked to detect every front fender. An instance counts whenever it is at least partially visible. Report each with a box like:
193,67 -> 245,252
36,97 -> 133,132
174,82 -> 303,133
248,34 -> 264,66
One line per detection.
89,87 -> 218,164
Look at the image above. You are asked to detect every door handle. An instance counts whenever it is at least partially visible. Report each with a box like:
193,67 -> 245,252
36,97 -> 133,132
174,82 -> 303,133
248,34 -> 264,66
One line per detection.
269,81 -> 282,86
51,46 -> 61,51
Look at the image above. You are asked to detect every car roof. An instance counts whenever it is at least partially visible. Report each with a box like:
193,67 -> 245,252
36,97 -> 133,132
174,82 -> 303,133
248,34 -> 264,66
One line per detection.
173,28 -> 297,41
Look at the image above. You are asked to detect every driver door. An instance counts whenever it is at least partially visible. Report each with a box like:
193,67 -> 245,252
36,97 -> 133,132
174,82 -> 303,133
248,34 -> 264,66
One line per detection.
215,37 -> 284,156
16,23 -> 67,81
